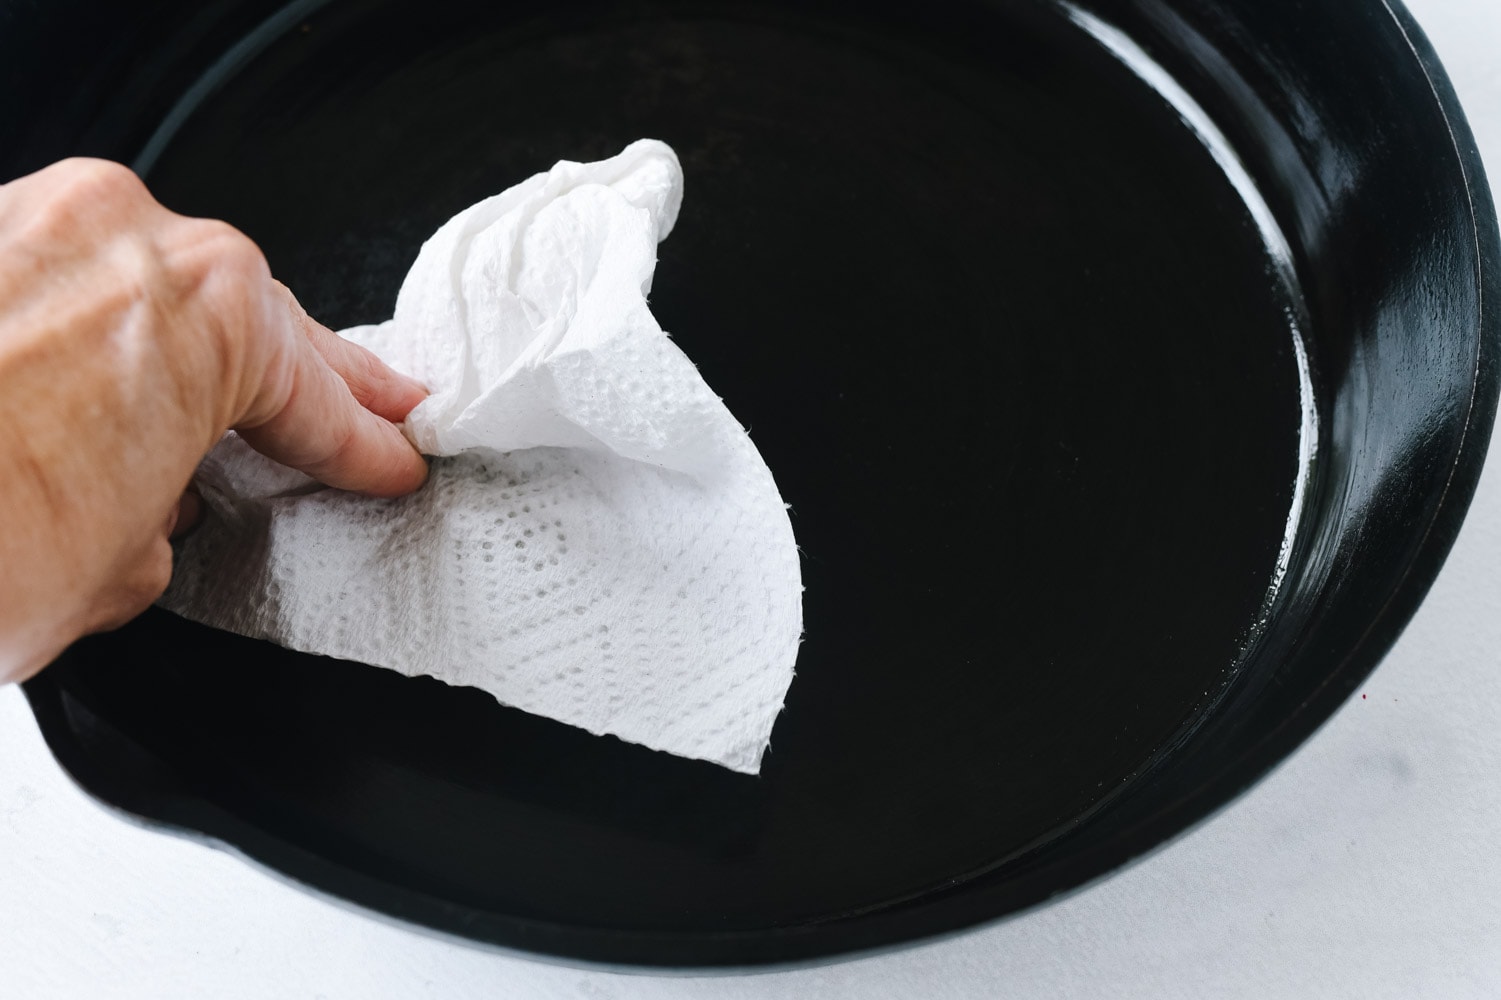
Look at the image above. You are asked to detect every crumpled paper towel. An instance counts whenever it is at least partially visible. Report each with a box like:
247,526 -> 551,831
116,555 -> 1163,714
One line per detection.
160,139 -> 802,774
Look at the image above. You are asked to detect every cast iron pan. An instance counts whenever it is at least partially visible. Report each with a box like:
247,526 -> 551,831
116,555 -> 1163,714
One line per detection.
4,0 -> 1497,968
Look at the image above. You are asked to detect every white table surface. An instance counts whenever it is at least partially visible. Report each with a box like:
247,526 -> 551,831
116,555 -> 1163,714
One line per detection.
6,1 -> 1501,996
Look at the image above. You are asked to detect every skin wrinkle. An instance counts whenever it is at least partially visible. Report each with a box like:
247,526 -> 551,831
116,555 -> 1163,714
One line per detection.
0,157 -> 430,683
243,355 -> 346,470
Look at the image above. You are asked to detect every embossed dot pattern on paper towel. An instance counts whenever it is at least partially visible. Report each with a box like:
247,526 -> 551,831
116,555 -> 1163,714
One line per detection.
160,141 -> 803,774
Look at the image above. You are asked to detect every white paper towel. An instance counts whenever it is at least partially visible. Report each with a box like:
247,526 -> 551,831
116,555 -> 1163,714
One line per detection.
161,139 -> 803,774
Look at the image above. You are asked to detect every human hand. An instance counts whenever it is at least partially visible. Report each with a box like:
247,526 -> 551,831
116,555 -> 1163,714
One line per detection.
0,158 -> 429,683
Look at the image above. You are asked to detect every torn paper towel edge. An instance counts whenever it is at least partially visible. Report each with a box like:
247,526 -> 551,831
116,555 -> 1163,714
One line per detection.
160,140 -> 803,774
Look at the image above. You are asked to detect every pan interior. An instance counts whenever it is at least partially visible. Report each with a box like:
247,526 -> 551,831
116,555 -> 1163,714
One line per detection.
57,0 -> 1313,944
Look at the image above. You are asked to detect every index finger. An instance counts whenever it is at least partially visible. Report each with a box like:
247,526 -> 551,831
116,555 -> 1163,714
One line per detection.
235,303 -> 429,498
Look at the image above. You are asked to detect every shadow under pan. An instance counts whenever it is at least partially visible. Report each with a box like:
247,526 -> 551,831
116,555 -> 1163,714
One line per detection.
10,0 -> 1497,968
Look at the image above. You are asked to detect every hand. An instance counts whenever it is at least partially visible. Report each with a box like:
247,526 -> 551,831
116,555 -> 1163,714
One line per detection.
0,158 -> 429,683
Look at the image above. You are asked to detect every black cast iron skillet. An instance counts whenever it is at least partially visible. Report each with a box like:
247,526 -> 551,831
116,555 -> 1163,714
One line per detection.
4,0 -> 1497,968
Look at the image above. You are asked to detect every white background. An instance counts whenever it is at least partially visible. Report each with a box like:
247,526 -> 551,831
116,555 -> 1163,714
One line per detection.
4,0 -> 1499,995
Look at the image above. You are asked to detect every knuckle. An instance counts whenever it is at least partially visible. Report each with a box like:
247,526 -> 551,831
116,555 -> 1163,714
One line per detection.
56,157 -> 146,200
22,159 -> 147,241
176,220 -> 272,320
348,344 -> 385,395
302,407 -> 364,478
196,224 -> 271,301
45,159 -> 148,222
193,219 -> 266,274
